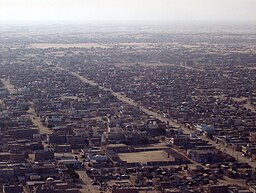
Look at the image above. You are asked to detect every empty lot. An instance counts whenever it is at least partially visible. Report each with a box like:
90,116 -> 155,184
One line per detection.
118,150 -> 174,163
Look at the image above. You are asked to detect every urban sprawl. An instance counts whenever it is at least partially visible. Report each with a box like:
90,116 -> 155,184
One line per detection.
0,25 -> 256,193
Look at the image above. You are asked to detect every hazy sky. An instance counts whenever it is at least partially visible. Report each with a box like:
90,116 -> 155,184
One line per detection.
0,0 -> 256,24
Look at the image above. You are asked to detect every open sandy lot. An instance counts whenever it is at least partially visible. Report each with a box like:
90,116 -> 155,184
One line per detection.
29,43 -> 110,49
118,150 -> 174,163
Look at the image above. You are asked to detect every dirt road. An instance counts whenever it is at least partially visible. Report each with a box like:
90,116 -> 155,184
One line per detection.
1,78 -> 17,94
27,103 -> 53,135
62,67 -> 256,169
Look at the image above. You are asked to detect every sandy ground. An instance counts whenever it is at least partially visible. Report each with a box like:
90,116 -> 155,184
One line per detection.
118,150 -> 173,163
27,102 -> 53,135
1,78 -> 17,94
76,169 -> 101,193
233,97 -> 256,113
220,176 -> 247,188
244,101 -> 256,113
29,43 -> 110,49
